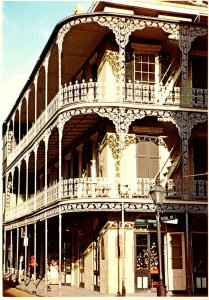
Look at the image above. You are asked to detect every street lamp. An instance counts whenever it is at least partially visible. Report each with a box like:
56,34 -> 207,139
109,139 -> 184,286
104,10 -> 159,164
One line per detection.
149,179 -> 167,297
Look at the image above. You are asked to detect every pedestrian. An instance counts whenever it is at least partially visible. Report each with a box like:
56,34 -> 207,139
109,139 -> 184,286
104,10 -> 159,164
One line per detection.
28,256 -> 38,279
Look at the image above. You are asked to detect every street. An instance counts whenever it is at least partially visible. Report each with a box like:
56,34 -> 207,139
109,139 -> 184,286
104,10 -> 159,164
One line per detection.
3,282 -> 35,297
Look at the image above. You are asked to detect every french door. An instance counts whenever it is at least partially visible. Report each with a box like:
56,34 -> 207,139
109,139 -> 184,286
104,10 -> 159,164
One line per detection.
192,233 -> 208,293
135,233 -> 159,290
166,233 -> 186,291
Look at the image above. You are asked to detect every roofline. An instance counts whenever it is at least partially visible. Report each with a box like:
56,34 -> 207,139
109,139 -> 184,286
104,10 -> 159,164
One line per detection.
3,11 -> 208,125
89,0 -> 208,15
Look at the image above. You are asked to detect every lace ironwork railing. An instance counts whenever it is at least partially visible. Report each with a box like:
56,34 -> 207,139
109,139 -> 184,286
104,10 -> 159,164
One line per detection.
4,177 -> 207,222
7,79 -> 208,166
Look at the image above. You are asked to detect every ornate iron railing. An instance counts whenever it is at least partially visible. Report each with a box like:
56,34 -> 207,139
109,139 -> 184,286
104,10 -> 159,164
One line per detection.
7,79 -> 208,166
4,177 -> 207,222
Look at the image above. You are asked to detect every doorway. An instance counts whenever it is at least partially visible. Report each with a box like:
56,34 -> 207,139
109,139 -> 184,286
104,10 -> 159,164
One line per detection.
192,233 -> 208,293
135,232 -> 159,290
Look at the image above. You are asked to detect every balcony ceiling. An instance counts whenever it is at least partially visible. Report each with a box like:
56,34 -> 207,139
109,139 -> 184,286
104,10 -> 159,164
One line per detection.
131,26 -> 168,41
62,22 -> 110,83
25,113 -> 99,172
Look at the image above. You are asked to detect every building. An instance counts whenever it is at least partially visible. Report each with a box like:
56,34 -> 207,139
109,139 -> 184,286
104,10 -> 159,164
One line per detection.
2,0 -> 208,296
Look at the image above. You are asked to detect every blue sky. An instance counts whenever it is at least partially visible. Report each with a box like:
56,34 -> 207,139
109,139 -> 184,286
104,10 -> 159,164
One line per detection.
1,0 -> 93,122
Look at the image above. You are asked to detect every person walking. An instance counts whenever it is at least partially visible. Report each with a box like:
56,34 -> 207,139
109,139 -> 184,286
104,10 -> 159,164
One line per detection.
28,256 -> 37,279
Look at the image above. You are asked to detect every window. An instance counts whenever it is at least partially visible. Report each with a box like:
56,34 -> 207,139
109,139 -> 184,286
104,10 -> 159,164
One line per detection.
125,47 -> 171,87
126,52 -> 155,84
169,234 -> 183,269
135,54 -> 155,84
136,140 -> 159,178
136,234 -> 149,271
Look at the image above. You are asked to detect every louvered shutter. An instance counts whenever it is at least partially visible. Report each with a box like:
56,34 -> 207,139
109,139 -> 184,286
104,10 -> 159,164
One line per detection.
136,140 -> 159,178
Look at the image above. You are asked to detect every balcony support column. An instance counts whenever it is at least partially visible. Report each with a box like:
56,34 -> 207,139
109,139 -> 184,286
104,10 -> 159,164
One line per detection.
44,218 -> 48,289
10,230 -> 13,276
118,46 -> 126,103
34,144 -> 38,210
12,115 -> 15,151
25,90 -> 30,138
17,162 -> 21,206
57,34 -> 63,91
15,227 -> 19,284
90,133 -> 98,178
6,123 -> 10,156
76,144 -> 83,178
44,133 -> 50,205
43,53 -> 50,121
18,105 -> 21,144
57,119 -> 64,200
11,168 -> 14,208
25,154 -> 29,207
24,225 -> 28,282
5,174 -> 8,210
34,74 -> 38,133
58,212 -> 62,289
34,222 -> 37,287
3,230 -> 6,276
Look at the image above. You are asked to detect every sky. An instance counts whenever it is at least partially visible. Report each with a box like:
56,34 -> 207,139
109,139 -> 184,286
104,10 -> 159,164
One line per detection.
1,0 -> 93,124
0,0 -> 94,198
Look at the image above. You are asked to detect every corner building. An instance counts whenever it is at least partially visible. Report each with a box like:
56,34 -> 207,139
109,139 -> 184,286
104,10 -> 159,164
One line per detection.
2,0 -> 208,296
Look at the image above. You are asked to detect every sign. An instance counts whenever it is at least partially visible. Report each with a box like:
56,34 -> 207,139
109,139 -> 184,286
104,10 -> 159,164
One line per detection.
23,237 -> 28,246
160,214 -> 178,224
160,214 -> 176,221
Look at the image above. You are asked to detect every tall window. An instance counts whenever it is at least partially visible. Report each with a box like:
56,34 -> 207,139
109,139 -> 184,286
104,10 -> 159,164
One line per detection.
135,54 -> 155,84
126,52 -> 155,84
126,50 -> 171,86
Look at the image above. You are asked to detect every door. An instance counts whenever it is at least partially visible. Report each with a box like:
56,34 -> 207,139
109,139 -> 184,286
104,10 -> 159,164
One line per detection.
135,232 -> 159,290
166,233 -> 186,291
192,233 -> 208,293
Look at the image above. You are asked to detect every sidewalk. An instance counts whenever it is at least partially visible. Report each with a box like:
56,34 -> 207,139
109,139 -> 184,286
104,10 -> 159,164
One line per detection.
3,274 -> 157,297
3,274 -> 208,298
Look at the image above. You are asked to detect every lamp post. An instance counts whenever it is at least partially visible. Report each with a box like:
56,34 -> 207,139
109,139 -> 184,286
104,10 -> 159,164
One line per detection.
149,180 -> 166,297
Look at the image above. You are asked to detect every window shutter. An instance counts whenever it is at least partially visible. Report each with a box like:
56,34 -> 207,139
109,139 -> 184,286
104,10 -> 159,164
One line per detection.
136,140 -> 159,178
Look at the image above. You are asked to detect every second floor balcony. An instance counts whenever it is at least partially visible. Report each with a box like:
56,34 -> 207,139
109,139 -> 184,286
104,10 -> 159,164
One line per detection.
4,176 -> 208,223
6,79 -> 208,166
